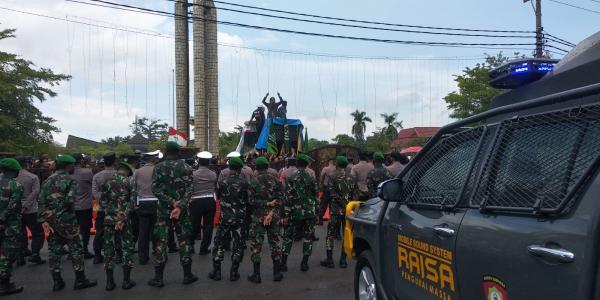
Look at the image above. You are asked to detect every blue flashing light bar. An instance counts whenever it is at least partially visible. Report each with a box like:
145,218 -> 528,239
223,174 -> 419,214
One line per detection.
489,58 -> 560,89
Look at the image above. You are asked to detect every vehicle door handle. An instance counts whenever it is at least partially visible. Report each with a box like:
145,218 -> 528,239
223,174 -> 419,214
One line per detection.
433,226 -> 455,238
527,245 -> 575,263
390,224 -> 403,231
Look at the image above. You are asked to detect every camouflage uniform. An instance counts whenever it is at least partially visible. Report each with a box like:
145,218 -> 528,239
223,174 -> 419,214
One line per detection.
151,158 -> 193,267
326,169 -> 356,252
101,173 -> 136,271
248,171 -> 284,264
283,168 -> 317,257
213,172 -> 249,263
366,166 -> 393,199
38,170 -> 85,273
0,177 -> 23,280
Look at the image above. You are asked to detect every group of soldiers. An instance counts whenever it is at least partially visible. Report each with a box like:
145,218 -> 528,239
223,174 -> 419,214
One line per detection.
0,141 -> 408,295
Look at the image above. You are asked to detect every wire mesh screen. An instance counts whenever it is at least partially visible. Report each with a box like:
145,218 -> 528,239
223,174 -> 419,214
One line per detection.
473,104 -> 600,213
402,127 -> 484,207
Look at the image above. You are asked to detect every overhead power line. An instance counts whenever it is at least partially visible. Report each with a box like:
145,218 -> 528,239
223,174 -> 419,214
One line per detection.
170,0 -> 536,39
67,0 -> 537,49
0,6 -> 489,61
210,0 -> 536,34
548,0 -> 600,14
543,32 -> 576,47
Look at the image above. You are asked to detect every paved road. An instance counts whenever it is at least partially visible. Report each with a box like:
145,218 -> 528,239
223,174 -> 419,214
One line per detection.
7,224 -> 354,300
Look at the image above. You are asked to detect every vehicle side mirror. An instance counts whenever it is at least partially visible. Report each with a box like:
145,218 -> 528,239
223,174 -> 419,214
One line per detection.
377,179 -> 403,202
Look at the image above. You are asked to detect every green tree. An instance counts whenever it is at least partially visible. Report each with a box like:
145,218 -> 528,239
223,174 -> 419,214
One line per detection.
444,53 -> 520,119
364,130 -> 390,153
351,110 -> 372,142
130,117 -> 168,141
0,28 -> 70,152
114,144 -> 133,156
101,135 -> 131,147
380,113 -> 403,139
219,131 -> 241,158
331,134 -> 356,146
306,138 -> 329,151
147,131 -> 167,152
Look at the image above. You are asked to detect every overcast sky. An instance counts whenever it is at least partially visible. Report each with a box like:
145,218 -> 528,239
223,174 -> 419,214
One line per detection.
1,0 -> 598,145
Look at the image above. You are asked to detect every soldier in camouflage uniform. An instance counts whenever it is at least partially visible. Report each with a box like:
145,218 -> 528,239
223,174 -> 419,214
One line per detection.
247,157 -> 284,284
39,154 -> 97,291
101,162 -> 137,291
366,152 -> 393,199
208,157 -> 248,282
0,158 -> 24,295
148,141 -> 198,287
321,156 -> 356,269
282,154 -> 317,272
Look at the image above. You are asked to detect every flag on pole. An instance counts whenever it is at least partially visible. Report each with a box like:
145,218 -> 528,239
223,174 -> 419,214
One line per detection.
168,127 -> 188,148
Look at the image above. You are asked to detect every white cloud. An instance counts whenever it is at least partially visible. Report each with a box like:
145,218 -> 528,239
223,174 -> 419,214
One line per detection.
1,0 -> 463,148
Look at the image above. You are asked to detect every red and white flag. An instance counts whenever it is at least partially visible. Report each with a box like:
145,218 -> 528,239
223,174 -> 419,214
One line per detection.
168,127 -> 188,147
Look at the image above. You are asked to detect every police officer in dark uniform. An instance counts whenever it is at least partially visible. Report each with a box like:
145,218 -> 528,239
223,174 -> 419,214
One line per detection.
133,151 -> 161,265
190,151 -> 217,255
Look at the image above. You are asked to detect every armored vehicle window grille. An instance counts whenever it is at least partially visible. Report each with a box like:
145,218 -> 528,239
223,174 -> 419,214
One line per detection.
473,104 -> 600,213
402,127 -> 484,207
461,127 -> 497,206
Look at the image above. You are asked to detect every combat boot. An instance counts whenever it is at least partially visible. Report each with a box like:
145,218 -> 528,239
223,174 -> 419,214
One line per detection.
51,271 -> 65,292
182,263 -> 198,285
0,275 -> 23,296
320,250 -> 334,268
208,261 -> 221,281
73,270 -> 97,290
247,262 -> 261,284
273,260 -> 283,282
28,254 -> 46,265
16,255 -> 25,266
93,254 -> 104,264
148,264 -> 165,287
300,255 -> 310,272
230,261 -> 240,282
280,255 -> 288,272
105,270 -> 116,291
122,266 -> 136,290
339,252 -> 348,269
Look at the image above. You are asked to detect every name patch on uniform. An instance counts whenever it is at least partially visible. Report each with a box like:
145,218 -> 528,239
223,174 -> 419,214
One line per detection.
397,234 -> 455,300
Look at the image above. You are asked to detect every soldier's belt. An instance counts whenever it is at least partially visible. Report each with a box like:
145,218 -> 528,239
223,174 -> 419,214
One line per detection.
137,196 -> 158,205
192,194 -> 215,199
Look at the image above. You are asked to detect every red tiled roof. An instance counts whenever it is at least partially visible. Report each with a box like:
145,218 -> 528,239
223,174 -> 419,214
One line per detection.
391,127 -> 440,148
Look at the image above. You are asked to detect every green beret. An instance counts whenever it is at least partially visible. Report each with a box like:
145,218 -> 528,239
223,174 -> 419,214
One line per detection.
336,156 -> 349,166
56,154 -> 76,165
118,162 -> 134,175
0,158 -> 21,171
166,141 -> 181,150
297,154 -> 310,164
373,152 -> 384,160
255,157 -> 269,167
229,157 -> 244,168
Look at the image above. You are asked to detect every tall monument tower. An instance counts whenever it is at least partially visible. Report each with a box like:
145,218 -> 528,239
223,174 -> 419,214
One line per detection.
174,0 -> 219,152
174,0 -> 189,138
192,0 -> 219,153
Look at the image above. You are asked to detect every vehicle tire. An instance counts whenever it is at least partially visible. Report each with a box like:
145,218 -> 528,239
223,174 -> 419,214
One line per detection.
354,250 -> 381,300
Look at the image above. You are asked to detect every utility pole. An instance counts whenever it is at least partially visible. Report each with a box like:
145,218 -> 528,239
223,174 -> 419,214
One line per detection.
525,0 -> 544,58
535,0 -> 543,58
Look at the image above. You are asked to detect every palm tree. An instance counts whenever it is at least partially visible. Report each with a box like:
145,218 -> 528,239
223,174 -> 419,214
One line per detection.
351,110 -> 372,142
380,113 -> 404,138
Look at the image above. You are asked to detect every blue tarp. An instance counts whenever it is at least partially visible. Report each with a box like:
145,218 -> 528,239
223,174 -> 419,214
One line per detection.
255,118 -> 303,150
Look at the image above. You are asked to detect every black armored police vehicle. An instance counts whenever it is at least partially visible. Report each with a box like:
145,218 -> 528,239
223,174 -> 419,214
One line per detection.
346,31 -> 600,300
